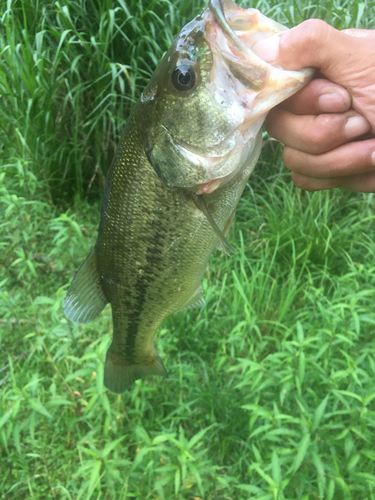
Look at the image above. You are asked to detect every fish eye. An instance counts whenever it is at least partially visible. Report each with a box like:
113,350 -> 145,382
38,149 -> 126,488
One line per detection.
172,65 -> 196,92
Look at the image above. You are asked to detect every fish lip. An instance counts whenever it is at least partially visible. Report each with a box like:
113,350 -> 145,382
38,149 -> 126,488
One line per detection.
207,0 -> 274,90
206,0 -> 314,92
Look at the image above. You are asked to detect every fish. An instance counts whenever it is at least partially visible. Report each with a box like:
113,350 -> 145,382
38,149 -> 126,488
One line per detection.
64,0 -> 313,393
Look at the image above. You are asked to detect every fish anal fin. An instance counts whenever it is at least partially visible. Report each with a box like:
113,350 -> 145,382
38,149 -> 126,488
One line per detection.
178,286 -> 205,312
64,248 -> 108,324
104,347 -> 168,394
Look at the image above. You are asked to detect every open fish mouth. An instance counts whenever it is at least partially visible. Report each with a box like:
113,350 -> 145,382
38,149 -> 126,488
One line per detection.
174,0 -> 314,194
206,0 -> 313,100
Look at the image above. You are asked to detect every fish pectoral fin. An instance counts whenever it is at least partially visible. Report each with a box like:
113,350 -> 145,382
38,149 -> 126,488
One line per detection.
193,194 -> 236,256
178,286 -> 206,312
64,248 -> 108,324
216,209 -> 236,252
104,347 -> 168,394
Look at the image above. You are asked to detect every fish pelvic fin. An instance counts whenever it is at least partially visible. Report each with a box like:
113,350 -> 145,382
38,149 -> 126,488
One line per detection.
64,248 -> 108,324
104,347 -> 168,394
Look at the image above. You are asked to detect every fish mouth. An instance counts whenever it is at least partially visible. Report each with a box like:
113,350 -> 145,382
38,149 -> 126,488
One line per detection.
206,0 -> 313,97
175,0 -> 314,194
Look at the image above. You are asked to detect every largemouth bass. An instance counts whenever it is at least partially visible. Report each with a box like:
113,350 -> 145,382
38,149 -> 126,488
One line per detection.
64,0 -> 313,393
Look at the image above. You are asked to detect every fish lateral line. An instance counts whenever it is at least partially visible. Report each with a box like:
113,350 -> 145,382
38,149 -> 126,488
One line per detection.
192,193 -> 236,255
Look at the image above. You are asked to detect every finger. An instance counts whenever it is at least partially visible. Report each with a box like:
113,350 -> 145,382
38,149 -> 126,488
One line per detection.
282,138 -> 375,178
279,78 -> 351,115
291,170 -> 375,193
342,29 -> 375,40
251,19 -> 371,80
252,20 -> 375,131
266,110 -> 371,154
291,172 -> 344,191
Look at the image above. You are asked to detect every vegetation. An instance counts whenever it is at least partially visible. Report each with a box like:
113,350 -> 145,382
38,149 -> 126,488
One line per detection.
1,0 -> 375,498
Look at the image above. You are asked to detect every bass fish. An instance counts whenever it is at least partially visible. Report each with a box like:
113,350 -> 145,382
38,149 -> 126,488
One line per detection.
64,0 -> 313,393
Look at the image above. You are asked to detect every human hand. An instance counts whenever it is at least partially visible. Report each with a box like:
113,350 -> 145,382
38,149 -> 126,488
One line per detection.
252,22 -> 375,192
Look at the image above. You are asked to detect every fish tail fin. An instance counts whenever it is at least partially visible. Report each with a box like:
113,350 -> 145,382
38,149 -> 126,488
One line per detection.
104,346 -> 168,393
64,248 -> 108,324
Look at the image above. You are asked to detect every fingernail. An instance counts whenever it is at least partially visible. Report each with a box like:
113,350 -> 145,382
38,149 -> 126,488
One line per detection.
318,92 -> 346,112
344,116 -> 371,139
372,150 -> 375,166
252,35 -> 280,63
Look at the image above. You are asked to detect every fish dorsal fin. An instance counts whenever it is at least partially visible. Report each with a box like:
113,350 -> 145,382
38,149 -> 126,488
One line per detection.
192,194 -> 236,256
64,248 -> 108,324
178,287 -> 206,312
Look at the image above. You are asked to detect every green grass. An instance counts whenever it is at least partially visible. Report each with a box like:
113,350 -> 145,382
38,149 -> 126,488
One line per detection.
2,0 -> 375,498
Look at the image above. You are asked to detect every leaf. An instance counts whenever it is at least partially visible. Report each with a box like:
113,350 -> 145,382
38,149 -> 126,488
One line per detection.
48,397 -> 73,406
12,423 -> 21,454
327,479 -> 335,500
363,392 -> 375,405
249,424 -> 273,439
33,296 -> 55,305
334,476 -> 350,494
311,395 -> 329,432
310,449 -> 326,496
334,428 -> 350,440
251,462 -> 277,488
336,390 -> 363,403
77,447 -> 99,460
87,460 -> 101,500
100,436 -> 126,459
298,351 -> 305,384
236,484 -> 262,493
27,398 -> 53,419
353,473 -> 375,485
101,393 -> 111,418
0,409 -> 12,430
174,466 -> 181,495
291,433 -> 310,474
271,450 -> 281,486
152,434 -> 174,445
296,321 -> 304,343
187,424 -> 215,450
347,453 -> 360,471
188,463 -> 204,497
361,450 -> 375,461
131,447 -> 150,471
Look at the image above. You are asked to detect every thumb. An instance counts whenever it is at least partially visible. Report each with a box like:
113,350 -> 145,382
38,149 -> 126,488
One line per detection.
252,19 -> 362,82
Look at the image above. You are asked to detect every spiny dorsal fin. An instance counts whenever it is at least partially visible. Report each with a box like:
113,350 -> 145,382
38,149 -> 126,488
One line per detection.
192,194 -> 236,255
178,286 -> 205,311
64,248 -> 108,324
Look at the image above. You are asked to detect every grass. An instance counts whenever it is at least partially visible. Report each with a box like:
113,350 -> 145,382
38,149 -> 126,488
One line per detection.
1,0 -> 375,498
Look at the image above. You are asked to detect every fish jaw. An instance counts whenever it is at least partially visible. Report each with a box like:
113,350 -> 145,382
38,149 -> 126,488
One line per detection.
158,0 -> 314,193
206,0 -> 314,112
